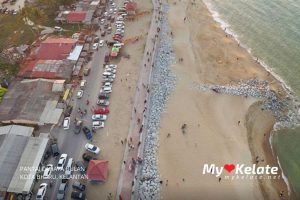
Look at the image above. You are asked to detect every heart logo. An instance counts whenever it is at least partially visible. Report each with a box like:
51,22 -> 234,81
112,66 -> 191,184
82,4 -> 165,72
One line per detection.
224,164 -> 235,173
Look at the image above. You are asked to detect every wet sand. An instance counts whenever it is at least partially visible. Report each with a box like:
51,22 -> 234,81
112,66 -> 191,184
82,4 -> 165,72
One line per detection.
158,0 -> 287,199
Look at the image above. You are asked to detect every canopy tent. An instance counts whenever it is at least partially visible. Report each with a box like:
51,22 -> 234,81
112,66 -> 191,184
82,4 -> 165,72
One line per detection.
87,160 -> 109,181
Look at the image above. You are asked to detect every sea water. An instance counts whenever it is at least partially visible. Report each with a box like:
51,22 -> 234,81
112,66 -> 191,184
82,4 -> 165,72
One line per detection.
203,0 -> 300,198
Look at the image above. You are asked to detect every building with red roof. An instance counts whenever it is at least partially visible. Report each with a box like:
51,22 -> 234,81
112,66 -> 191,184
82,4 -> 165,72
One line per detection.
18,37 -> 78,80
65,11 -> 87,23
36,38 -> 77,60
87,160 -> 109,181
126,2 -> 137,15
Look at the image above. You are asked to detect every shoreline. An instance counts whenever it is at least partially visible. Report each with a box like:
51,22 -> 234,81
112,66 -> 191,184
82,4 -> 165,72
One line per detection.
157,0 -> 296,199
202,0 -> 300,198
202,0 -> 297,98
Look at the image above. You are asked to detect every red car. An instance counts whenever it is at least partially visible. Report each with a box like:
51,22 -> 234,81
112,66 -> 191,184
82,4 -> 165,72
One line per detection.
94,107 -> 109,114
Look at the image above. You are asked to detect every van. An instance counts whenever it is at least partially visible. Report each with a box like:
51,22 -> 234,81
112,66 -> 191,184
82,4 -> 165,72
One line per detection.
65,158 -> 73,177
51,143 -> 60,157
80,80 -> 87,89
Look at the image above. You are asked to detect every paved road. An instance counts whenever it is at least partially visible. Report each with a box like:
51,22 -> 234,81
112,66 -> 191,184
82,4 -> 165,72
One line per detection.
33,21 -> 113,200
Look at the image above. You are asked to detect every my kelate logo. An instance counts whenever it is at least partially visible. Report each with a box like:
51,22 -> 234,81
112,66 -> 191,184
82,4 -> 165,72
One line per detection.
203,164 -> 278,177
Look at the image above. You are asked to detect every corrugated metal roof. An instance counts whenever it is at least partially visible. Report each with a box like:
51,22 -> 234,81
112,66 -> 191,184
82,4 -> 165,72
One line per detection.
66,11 -> 87,22
0,134 -> 29,192
7,137 -> 48,194
68,45 -> 83,61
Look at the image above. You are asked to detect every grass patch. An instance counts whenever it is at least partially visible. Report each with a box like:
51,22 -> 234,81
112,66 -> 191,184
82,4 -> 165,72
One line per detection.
0,14 -> 37,51
0,58 -> 19,79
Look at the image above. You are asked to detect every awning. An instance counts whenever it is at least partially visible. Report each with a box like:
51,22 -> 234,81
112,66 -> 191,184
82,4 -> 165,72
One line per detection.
87,160 -> 109,181
63,89 -> 70,101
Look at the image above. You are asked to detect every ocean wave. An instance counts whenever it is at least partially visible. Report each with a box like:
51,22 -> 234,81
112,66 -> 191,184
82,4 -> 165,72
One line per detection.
202,0 -> 295,97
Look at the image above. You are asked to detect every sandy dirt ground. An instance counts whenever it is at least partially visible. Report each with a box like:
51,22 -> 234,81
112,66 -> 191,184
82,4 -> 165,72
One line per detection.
84,2 -> 153,200
158,0 -> 287,199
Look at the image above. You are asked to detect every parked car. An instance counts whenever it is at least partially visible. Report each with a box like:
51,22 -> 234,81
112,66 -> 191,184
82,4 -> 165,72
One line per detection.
63,117 -> 70,130
105,68 -> 116,74
101,31 -> 106,37
94,107 -> 109,114
100,86 -> 112,94
75,161 -> 86,174
99,40 -> 104,47
92,43 -> 98,50
57,182 -> 68,200
107,27 -> 112,34
103,82 -> 112,88
71,191 -> 86,200
72,181 -> 86,191
102,77 -> 114,83
92,121 -> 104,129
98,92 -> 110,99
97,99 -> 110,106
43,164 -> 53,179
103,71 -> 112,76
74,120 -> 82,134
51,143 -> 60,157
100,18 -> 105,24
36,183 -> 47,200
76,90 -> 83,98
92,114 -> 107,121
82,153 -> 96,162
82,126 -> 92,140
108,64 -> 117,69
57,154 -> 68,170
85,143 -> 100,154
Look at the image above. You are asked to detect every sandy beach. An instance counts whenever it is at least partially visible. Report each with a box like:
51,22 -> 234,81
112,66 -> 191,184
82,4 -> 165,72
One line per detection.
158,0 -> 288,199
82,1 -> 153,199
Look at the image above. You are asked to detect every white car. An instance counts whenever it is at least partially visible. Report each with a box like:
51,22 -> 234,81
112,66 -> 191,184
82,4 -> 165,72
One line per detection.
109,8 -> 113,13
63,117 -> 70,130
92,121 -> 105,129
97,99 -> 110,106
57,154 -> 68,170
77,90 -> 83,98
116,29 -> 125,33
121,13 -> 127,17
111,2 -> 116,7
92,43 -> 99,50
115,23 -> 125,27
114,8 -> 118,12
108,64 -> 118,69
103,71 -> 113,77
100,18 -> 105,24
103,82 -> 112,88
85,143 -> 100,154
105,68 -> 116,74
102,77 -> 114,83
36,183 -> 47,200
92,114 -> 107,121
99,40 -> 104,47
43,164 -> 53,179
100,86 -> 112,94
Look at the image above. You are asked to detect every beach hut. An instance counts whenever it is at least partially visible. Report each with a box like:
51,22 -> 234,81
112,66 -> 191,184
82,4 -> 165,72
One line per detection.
86,160 -> 109,181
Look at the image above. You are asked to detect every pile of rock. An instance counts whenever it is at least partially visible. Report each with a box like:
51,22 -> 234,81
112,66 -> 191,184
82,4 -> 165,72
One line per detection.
137,4 -> 176,200
193,79 -> 300,129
